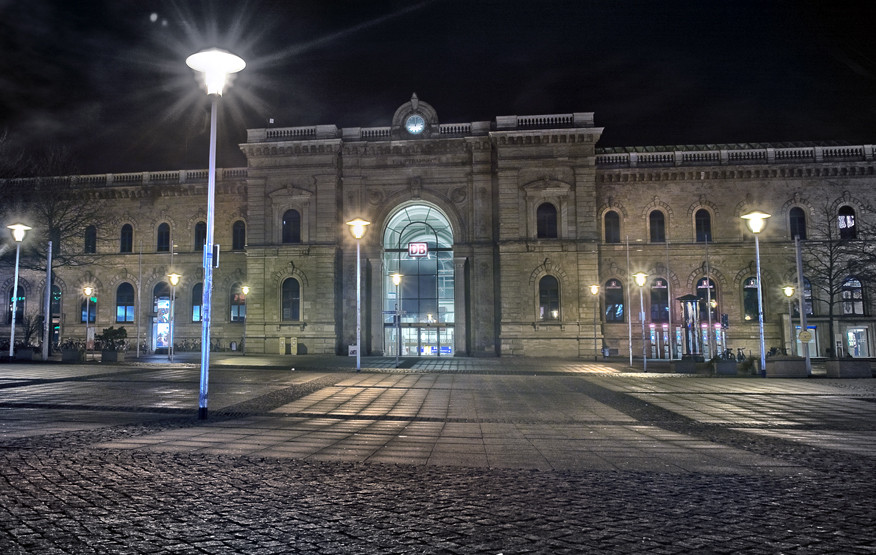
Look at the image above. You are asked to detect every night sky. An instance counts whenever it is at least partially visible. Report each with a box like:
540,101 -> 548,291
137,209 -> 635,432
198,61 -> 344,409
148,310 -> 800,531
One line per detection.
2,0 -> 876,175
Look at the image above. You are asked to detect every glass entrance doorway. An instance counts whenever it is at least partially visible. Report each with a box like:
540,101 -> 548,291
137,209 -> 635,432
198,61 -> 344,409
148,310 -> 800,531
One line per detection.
846,327 -> 869,357
383,203 -> 454,357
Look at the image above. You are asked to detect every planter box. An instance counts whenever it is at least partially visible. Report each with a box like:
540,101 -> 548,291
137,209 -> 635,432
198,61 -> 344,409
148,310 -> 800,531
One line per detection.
14,349 -> 36,361
101,350 -> 126,363
765,358 -> 808,378
61,350 -> 85,363
826,359 -> 872,378
713,360 -> 738,376
672,358 -> 698,374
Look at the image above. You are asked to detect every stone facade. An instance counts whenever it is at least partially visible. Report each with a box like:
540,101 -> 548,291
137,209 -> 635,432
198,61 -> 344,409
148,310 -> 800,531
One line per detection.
3,95 -> 875,360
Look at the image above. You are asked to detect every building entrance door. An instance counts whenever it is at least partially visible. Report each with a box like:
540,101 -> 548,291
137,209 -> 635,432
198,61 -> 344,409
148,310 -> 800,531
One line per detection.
846,327 -> 869,357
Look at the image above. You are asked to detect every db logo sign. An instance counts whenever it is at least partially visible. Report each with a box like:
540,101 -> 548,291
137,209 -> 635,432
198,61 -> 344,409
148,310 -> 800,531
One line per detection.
408,242 -> 428,257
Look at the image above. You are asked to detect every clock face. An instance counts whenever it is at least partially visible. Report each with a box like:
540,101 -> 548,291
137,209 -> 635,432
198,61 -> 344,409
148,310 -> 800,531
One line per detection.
405,114 -> 425,135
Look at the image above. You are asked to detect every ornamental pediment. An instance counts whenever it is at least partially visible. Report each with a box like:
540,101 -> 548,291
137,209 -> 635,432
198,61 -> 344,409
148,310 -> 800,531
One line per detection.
521,177 -> 571,198
268,184 -> 314,202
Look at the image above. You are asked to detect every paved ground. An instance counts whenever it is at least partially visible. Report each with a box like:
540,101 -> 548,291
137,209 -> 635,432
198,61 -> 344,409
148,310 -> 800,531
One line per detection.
0,354 -> 874,553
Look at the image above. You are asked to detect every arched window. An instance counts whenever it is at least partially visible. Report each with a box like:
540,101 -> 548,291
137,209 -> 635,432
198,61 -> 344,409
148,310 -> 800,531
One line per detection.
842,277 -> 864,315
7,282 -> 25,324
191,283 -> 203,322
282,278 -> 300,321
120,224 -> 133,253
115,283 -> 135,323
536,203 -> 558,239
789,207 -> 806,240
538,275 -> 560,320
604,279 -> 624,322
194,221 -> 207,252
696,277 -> 718,322
84,226 -> 97,254
792,278 -> 815,317
157,223 -> 170,252
232,220 -> 246,250
80,293 -> 96,324
282,209 -> 301,243
695,209 -> 711,242
604,211 -> 621,244
742,277 -> 760,321
649,211 -> 665,243
230,283 -> 246,322
838,206 -> 856,240
650,278 -> 669,321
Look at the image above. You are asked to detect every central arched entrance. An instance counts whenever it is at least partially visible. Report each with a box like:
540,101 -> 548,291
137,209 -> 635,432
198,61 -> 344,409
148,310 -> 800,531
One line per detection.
383,203 -> 454,356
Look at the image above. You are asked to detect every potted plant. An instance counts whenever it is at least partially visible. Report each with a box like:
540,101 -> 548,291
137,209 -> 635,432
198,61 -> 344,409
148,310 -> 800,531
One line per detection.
97,326 -> 128,363
60,338 -> 86,362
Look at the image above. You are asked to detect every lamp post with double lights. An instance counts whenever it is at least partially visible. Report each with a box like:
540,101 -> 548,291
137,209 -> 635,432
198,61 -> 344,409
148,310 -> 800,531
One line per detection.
167,273 -> 181,362
346,218 -> 371,372
632,272 -> 648,372
590,284 -> 600,361
741,210 -> 770,376
783,285 -> 795,356
241,285 -> 249,355
83,286 -> 94,361
391,273 -> 402,367
186,48 -> 245,419
7,224 -> 31,360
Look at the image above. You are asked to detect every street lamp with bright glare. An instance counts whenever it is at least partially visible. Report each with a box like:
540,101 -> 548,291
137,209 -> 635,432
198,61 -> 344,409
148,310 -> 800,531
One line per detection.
590,284 -> 600,361
742,210 -> 770,376
83,286 -> 94,361
7,224 -> 31,360
241,285 -> 249,356
346,218 -> 371,372
168,273 -> 181,363
783,285 -> 795,356
632,272 -> 648,372
187,48 -> 245,420
391,273 -> 402,367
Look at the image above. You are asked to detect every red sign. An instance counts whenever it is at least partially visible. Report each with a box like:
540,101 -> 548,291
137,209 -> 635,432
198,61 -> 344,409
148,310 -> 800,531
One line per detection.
408,242 -> 428,257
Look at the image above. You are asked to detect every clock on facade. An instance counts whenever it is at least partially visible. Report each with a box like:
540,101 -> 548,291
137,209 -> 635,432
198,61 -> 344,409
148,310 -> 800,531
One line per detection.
405,114 -> 425,135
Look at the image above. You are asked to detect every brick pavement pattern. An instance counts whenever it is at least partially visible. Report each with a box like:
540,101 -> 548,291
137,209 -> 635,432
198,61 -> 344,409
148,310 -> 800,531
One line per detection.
0,355 -> 874,553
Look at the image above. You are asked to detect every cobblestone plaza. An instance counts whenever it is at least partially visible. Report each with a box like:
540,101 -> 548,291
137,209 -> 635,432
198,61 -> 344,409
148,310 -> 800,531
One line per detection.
1,356 -> 874,553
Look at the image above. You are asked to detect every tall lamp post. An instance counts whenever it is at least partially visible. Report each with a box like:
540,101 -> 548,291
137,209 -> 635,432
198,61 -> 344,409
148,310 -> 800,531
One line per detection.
167,273 -> 181,362
742,210 -> 770,377
346,218 -> 371,372
83,286 -> 94,361
241,285 -> 249,355
590,284 -> 600,361
392,273 -> 402,368
633,272 -> 648,372
783,286 -> 795,356
186,48 -> 245,420
7,224 -> 31,360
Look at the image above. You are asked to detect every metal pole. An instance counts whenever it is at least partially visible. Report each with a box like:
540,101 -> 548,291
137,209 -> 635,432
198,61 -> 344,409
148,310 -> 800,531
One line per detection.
639,286 -> 647,372
795,236 -> 811,375
755,234 -> 766,376
42,241 -> 52,361
242,294 -> 247,356
356,239 -> 362,372
169,282 -> 175,363
593,295 -> 598,362
396,282 -> 401,368
788,296 -> 795,356
137,242 -> 142,358
199,94 -> 218,419
705,236 -> 713,359
85,296 -> 90,362
626,236 -> 632,366
9,242 -> 21,360
666,241 -> 673,360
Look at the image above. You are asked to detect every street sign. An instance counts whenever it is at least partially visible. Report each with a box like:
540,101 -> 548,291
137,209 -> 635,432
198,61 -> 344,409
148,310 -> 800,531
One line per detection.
798,330 -> 812,342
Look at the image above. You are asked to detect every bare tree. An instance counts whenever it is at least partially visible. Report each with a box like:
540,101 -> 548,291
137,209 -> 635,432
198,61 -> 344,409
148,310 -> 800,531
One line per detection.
801,198 -> 876,357
0,141 -> 104,272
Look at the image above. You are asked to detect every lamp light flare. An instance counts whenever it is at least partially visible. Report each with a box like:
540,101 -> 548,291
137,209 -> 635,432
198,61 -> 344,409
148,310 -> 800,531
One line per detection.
185,49 -> 246,95
741,211 -> 771,234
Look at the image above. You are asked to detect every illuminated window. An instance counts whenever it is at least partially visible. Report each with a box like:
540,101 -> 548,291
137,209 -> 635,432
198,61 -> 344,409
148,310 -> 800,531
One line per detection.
742,277 -> 759,321
115,283 -> 135,323
282,279 -> 300,321
191,283 -> 203,322
539,275 -> 560,320
282,210 -> 301,243
842,278 -> 864,315
604,279 -> 625,322
650,278 -> 669,321
838,206 -> 856,239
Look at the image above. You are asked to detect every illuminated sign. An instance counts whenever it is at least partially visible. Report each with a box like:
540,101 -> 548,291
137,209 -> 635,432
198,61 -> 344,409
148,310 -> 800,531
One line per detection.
408,242 -> 428,257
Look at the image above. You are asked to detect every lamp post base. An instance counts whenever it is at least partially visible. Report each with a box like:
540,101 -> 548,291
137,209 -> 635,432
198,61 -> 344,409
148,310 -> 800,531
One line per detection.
198,407 -> 208,420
